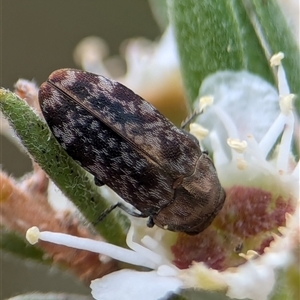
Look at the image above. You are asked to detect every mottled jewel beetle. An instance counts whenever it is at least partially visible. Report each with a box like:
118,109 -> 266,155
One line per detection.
38,69 -> 225,235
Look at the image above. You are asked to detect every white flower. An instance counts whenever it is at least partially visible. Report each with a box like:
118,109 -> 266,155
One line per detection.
26,53 -> 299,300
74,26 -> 179,91
26,223 -> 183,300
90,269 -> 182,300
184,53 -> 299,299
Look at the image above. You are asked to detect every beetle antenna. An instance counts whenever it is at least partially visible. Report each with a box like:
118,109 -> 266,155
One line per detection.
181,109 -> 202,129
93,202 -> 148,226
93,203 -> 119,226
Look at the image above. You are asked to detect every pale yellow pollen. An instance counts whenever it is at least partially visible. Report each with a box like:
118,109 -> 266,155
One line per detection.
277,226 -> 288,235
270,52 -> 284,66
26,226 -> 40,245
199,95 -> 214,112
285,212 -> 294,227
189,123 -> 209,140
239,250 -> 259,260
181,262 -> 228,292
279,94 -> 294,115
227,138 -> 247,153
236,158 -> 248,170
271,232 -> 281,242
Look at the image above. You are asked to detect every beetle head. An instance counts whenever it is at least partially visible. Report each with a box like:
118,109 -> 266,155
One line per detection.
152,153 -> 226,234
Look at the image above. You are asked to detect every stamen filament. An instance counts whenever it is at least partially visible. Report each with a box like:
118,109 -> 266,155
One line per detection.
142,235 -> 159,250
27,227 -> 156,269
292,162 -> 299,178
277,64 -> 290,96
276,112 -> 294,173
212,106 -> 239,139
212,106 -> 243,162
210,130 -> 229,166
126,224 -> 162,266
245,135 -> 275,173
259,113 -> 287,158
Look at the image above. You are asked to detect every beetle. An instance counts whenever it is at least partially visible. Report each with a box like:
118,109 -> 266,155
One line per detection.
38,69 -> 225,234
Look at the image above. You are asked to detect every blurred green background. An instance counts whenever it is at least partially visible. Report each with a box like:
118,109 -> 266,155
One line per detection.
1,1 -> 159,299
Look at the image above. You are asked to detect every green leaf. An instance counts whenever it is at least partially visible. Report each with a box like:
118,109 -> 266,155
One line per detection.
250,0 -> 300,113
270,268 -> 300,300
0,228 -> 48,262
168,0 -> 299,112
180,289 -> 233,300
0,89 -> 127,247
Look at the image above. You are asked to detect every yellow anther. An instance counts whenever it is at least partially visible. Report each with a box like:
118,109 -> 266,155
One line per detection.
26,226 -> 40,245
190,123 -> 209,140
199,96 -> 214,112
239,250 -> 259,260
236,158 -> 248,170
227,138 -> 247,153
270,52 -> 284,67
279,94 -> 294,115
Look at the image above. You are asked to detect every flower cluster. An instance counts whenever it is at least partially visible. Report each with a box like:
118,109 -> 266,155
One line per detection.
26,51 -> 299,299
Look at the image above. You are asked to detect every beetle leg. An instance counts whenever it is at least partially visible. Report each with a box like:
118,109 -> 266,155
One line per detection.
115,202 -> 148,218
147,216 -> 155,228
93,203 -> 119,225
93,202 -> 149,226
94,177 -> 104,186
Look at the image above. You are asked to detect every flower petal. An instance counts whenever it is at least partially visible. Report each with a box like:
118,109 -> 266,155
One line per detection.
90,269 -> 183,300
223,260 -> 275,300
198,71 -> 279,154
